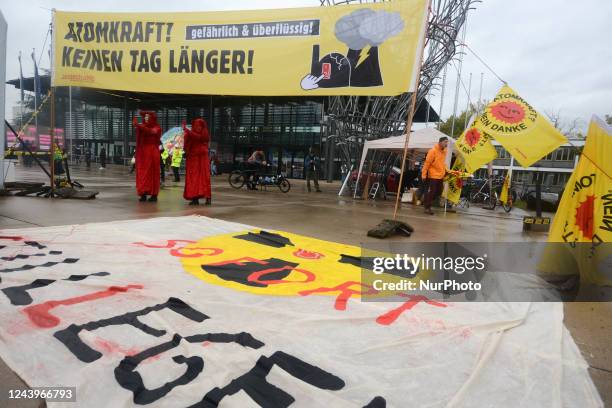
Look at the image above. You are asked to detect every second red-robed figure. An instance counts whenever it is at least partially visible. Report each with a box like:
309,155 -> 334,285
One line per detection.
183,118 -> 212,205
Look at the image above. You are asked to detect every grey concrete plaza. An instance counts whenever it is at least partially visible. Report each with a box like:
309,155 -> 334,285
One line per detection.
1,162 -> 610,407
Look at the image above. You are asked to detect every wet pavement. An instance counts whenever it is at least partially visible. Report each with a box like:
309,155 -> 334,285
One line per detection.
1,161 -> 610,406
2,162 -> 538,243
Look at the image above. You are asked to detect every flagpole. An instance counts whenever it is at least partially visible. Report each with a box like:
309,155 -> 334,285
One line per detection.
437,65 -> 447,129
477,72 -> 484,108
463,72 -> 472,129
450,18 -> 468,138
486,162 -> 493,208
49,11 -> 55,194
50,88 -> 55,193
425,90 -> 431,127
0,13 -> 5,190
69,86 -> 73,163
393,0 -> 432,219
18,52 -> 24,132
508,155 -> 514,187
32,48 -> 38,149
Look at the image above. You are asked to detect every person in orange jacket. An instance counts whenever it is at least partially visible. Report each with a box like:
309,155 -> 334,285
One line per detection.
421,136 -> 450,214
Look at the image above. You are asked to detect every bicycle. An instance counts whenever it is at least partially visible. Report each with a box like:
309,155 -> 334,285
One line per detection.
229,164 -> 291,193
468,176 -> 511,212
503,180 -> 559,213
455,177 -> 475,209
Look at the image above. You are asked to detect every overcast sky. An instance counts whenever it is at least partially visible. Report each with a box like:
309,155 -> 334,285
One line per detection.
2,0 -> 611,132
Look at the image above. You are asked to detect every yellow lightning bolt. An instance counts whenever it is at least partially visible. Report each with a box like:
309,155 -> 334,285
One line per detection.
355,45 -> 371,68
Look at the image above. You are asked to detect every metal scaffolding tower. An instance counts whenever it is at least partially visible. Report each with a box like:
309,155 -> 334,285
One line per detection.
320,0 -> 478,172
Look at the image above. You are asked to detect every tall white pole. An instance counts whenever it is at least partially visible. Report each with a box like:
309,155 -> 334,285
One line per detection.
437,65 -> 447,129
18,52 -> 23,132
33,48 -> 37,140
69,86 -> 73,162
477,72 -> 484,109
0,12 -> 7,189
425,91 -> 431,127
450,17 -> 468,138
463,72 -> 472,129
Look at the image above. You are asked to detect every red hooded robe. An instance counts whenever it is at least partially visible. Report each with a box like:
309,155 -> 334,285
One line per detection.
183,118 -> 211,200
135,111 -> 161,196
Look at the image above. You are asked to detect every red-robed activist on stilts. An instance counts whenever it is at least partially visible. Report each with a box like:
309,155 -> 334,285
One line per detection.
182,118 -> 211,205
133,111 -> 161,202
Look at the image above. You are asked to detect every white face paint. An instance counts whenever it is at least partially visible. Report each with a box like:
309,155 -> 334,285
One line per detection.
144,114 -> 150,123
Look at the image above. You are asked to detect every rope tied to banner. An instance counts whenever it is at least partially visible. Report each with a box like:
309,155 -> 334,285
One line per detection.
455,42 -> 610,182
458,42 -> 507,85
5,90 -> 53,152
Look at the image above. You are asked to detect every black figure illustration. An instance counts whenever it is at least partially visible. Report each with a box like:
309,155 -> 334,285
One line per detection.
300,8 -> 404,91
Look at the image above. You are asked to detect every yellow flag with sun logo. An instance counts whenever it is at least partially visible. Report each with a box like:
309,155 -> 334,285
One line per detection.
444,155 -> 469,204
499,171 -> 511,204
455,117 -> 498,174
539,116 -> 612,285
478,85 -> 568,168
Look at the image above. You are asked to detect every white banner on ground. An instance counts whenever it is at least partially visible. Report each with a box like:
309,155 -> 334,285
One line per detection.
0,216 -> 602,407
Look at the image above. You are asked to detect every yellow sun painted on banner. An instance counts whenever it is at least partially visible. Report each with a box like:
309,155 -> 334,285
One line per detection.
479,90 -> 538,135
180,230 -> 421,297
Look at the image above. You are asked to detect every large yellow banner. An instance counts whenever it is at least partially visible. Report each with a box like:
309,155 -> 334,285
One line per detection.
540,116 -> 612,285
52,2 -> 428,96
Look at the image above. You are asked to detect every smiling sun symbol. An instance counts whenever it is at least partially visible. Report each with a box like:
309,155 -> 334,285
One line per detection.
490,101 -> 526,124
465,128 -> 481,147
575,195 -> 596,240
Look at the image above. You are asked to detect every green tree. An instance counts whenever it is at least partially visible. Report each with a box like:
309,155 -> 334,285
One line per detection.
437,109 -> 474,138
436,101 -> 488,138
605,114 -> 612,126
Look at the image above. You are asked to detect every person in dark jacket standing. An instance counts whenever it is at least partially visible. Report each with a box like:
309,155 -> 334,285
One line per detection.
85,148 -> 91,168
99,147 -> 107,169
305,147 -> 321,193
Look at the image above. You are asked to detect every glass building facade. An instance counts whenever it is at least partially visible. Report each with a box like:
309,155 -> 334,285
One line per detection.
211,97 -> 323,178
6,77 -> 325,178
472,143 -> 582,193
54,95 -> 323,178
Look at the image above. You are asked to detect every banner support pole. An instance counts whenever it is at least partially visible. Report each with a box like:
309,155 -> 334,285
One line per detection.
49,89 -> 55,192
393,0 -> 432,219
0,12 -> 6,190
49,10 -> 56,195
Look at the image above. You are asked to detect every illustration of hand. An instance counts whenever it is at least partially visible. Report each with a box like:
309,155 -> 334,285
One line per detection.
300,74 -> 324,90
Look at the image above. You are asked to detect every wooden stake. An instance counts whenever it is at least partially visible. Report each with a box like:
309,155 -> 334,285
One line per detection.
362,152 -> 375,199
393,0 -> 432,219
50,86 -> 55,193
49,10 -> 57,195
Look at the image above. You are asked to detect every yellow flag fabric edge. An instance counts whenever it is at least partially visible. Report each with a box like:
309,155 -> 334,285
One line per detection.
481,84 -> 568,168
539,115 -> 612,285
455,116 -> 498,174
499,170 -> 511,204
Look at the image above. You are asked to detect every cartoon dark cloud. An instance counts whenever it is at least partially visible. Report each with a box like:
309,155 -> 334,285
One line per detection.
334,9 -> 405,50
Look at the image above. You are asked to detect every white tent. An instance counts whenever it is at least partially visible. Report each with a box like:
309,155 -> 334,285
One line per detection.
346,128 -> 455,197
